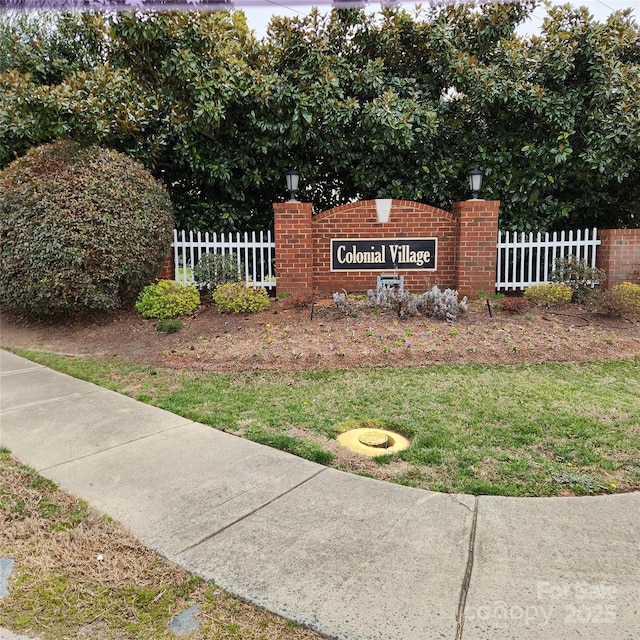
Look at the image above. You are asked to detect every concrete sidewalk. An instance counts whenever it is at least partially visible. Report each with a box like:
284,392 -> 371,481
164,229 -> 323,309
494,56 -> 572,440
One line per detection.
0,349 -> 638,639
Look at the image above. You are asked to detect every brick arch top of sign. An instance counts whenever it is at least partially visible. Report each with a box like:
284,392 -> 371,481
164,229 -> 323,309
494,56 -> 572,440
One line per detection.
313,199 -> 456,224
311,199 -> 458,293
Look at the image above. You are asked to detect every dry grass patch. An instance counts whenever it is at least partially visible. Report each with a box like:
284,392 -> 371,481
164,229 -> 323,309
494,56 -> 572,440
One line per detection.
0,450 -> 322,640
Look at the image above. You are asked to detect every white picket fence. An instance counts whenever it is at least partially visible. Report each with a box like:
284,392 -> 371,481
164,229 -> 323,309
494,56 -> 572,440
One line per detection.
496,228 -> 601,291
172,229 -> 276,290
173,227 -> 602,293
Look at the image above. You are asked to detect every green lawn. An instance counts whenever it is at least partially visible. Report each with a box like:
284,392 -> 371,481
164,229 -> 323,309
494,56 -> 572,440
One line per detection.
7,349 -> 640,497
176,267 -> 193,284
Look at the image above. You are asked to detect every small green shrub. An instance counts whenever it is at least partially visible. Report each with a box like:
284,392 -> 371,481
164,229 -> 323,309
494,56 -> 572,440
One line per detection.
550,257 -> 605,303
212,282 -> 270,313
613,282 -> 640,315
156,319 -> 184,334
136,280 -> 200,319
192,253 -> 243,290
524,283 -> 573,306
593,282 -> 640,319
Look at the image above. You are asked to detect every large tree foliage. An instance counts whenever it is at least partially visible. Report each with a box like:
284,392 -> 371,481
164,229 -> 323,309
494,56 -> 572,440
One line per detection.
0,11 -> 268,229
0,4 -> 638,231
448,4 -> 640,229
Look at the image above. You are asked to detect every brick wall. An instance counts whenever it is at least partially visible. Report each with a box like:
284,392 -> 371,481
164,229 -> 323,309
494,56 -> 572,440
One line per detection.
274,198 -> 500,297
312,200 -> 457,293
597,229 -> 640,287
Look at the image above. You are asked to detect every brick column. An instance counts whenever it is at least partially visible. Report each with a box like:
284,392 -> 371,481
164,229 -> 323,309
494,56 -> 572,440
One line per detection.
158,255 -> 175,281
597,229 -> 640,288
274,201 -> 314,296
453,199 -> 500,298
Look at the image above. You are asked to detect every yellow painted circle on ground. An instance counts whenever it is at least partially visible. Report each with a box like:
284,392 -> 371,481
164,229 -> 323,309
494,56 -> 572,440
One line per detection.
337,428 -> 410,457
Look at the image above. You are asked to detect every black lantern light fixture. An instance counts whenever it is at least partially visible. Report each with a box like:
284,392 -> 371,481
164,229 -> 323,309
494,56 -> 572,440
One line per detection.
285,169 -> 300,202
468,166 -> 484,200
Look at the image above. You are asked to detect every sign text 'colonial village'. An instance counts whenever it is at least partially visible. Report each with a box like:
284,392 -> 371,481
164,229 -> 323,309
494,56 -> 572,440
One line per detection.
331,238 -> 437,271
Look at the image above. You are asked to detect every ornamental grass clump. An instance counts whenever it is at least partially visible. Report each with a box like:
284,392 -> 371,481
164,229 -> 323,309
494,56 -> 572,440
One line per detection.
524,283 -> 573,306
156,319 -> 184,334
0,141 -> 173,318
136,280 -> 200,319
213,282 -> 270,313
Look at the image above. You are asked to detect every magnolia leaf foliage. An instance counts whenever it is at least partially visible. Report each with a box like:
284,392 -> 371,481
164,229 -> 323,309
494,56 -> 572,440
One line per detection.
0,3 -> 638,231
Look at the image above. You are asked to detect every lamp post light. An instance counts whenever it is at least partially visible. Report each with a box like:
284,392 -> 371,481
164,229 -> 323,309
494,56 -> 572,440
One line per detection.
468,166 -> 484,200
286,169 -> 300,202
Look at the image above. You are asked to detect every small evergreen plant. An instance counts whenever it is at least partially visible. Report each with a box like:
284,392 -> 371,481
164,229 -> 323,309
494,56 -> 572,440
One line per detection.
212,282 -> 270,313
592,282 -> 640,319
135,280 -> 200,319
550,257 -> 605,303
612,282 -> 640,317
524,283 -> 573,306
192,253 -> 243,290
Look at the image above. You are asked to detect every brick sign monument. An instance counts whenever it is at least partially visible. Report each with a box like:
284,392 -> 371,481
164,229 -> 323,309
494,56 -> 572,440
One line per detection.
274,198 -> 501,298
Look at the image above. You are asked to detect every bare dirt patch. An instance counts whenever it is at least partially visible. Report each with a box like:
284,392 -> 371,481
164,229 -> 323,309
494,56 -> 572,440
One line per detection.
2,297 -> 638,371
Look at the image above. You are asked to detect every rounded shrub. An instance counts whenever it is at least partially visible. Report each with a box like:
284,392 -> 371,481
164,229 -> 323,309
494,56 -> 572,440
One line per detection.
497,297 -> 534,315
0,141 -> 174,317
524,283 -> 573,306
136,280 -> 200,319
594,281 -> 640,319
212,282 -> 271,313
550,257 -> 606,303
192,252 -> 243,290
